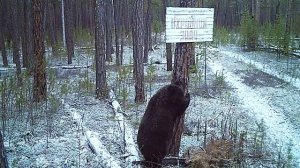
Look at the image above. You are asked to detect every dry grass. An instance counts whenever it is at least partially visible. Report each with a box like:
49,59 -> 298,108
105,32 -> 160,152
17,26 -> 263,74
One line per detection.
189,139 -> 234,168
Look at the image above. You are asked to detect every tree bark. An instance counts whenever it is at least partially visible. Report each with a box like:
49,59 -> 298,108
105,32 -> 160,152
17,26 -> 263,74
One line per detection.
64,0 -> 74,64
0,131 -> 8,168
284,0 -> 291,55
169,0 -> 195,157
255,0 -> 260,24
21,0 -> 30,68
95,0 -> 107,99
33,0 -> 47,102
48,0 -> 59,57
25,0 -> 34,73
114,0 -> 122,65
11,0 -> 22,84
132,0 -> 145,103
0,0 -> 8,67
105,0 -> 113,62
143,0 -> 152,63
120,0 -> 128,62
166,43 -> 173,71
164,0 -> 173,71
61,0 -> 66,48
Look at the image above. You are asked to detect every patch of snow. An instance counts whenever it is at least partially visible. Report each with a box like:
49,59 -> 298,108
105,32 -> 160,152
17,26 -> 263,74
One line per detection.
109,90 -> 140,167
209,60 -> 300,164
86,131 -> 121,168
220,49 -> 300,89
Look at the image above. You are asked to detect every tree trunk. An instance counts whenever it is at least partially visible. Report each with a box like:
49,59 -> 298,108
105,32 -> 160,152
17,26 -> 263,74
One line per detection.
48,1 -> 59,57
95,0 -> 107,99
132,0 -> 145,103
11,0 -> 22,84
143,0 -> 152,63
114,0 -> 122,65
20,0 -> 29,68
251,0 -> 255,17
64,0 -> 74,64
25,0 -> 34,73
284,0 -> 291,55
169,0 -> 195,157
123,0 -> 130,36
0,131 -> 8,168
105,0 -> 113,62
0,26 -> 7,67
166,43 -> 172,71
190,44 -> 195,66
61,0 -> 66,48
33,0 -> 47,102
120,16 -> 125,65
0,0 -> 8,67
119,0 -> 126,65
256,0 -> 260,24
164,0 -> 173,71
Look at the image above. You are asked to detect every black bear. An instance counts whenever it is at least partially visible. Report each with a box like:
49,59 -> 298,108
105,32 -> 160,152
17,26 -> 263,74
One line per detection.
137,83 -> 190,167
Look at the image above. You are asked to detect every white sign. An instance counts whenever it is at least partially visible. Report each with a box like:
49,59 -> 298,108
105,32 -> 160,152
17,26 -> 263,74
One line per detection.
166,7 -> 214,43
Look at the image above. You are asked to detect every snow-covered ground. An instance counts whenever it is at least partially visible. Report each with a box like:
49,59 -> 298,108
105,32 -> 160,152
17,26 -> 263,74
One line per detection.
208,48 -> 300,164
1,43 -> 300,167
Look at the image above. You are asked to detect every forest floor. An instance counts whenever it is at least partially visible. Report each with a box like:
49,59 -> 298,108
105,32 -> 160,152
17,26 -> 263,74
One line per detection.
1,43 -> 300,167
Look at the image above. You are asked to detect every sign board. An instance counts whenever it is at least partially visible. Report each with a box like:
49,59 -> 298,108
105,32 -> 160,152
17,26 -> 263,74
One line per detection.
166,7 -> 214,43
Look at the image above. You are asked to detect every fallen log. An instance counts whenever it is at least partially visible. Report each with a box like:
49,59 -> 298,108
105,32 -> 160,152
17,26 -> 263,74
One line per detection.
86,131 -> 121,168
109,90 -> 140,167
65,104 -> 122,168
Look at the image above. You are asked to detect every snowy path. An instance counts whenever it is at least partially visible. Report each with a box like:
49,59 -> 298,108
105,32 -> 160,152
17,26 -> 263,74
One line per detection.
220,48 -> 300,89
208,51 -> 300,164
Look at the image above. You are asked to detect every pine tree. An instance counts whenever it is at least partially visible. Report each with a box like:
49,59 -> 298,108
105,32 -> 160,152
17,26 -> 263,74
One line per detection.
169,0 -> 195,157
33,0 -> 47,102
132,0 -> 145,103
95,0 -> 107,99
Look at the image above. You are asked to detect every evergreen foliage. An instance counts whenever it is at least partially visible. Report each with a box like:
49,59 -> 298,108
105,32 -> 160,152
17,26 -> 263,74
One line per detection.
240,10 -> 258,50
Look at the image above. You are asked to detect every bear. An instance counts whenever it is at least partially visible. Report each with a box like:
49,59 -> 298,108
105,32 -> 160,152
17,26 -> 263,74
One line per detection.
137,83 -> 190,167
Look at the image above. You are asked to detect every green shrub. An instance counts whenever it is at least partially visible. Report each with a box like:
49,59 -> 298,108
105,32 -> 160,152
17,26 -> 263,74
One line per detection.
240,10 -> 259,50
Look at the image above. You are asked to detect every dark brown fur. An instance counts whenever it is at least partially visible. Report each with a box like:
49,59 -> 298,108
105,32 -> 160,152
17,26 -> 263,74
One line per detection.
137,84 -> 190,167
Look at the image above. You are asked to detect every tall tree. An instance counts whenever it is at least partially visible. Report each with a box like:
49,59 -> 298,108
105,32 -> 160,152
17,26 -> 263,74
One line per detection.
95,0 -> 107,98
33,0 -> 47,102
164,0 -> 173,71
0,0 -> 8,67
0,131 -> 8,168
114,0 -> 122,65
64,0 -> 74,64
284,0 -> 291,55
61,0 -> 66,48
11,0 -> 22,83
24,0 -> 34,72
21,0 -> 31,68
169,0 -> 195,157
255,0 -> 261,24
143,0 -> 152,63
120,0 -> 127,65
47,0 -> 59,57
132,0 -> 145,103
105,0 -> 113,62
